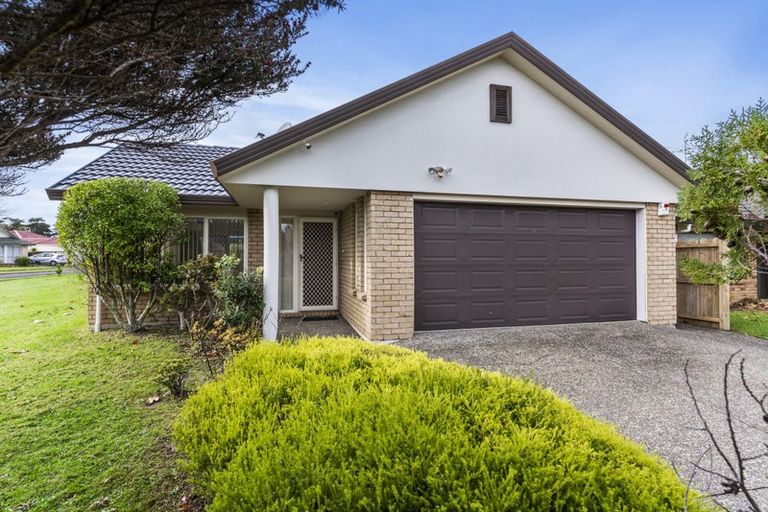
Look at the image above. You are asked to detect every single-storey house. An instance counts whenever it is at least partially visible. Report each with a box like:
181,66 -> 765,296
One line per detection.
48,32 -> 688,340
10,230 -> 63,254
0,226 -> 31,264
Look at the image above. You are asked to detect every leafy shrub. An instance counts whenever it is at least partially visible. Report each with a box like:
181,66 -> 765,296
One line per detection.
14,256 -> 31,267
162,255 -> 220,331
57,177 -> 184,332
190,319 -> 253,376
174,339 -> 709,512
214,255 -> 264,332
156,358 -> 191,399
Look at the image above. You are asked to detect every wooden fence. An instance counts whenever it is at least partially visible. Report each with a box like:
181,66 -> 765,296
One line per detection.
676,239 -> 730,330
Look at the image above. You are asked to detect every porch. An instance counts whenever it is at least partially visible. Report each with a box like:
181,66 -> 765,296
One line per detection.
230,186 -> 414,341
278,315 -> 359,340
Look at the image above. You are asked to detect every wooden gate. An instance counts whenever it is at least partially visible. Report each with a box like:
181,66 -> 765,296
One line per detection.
676,239 -> 730,330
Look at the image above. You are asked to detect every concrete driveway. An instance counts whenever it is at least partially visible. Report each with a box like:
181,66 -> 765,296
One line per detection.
398,321 -> 768,508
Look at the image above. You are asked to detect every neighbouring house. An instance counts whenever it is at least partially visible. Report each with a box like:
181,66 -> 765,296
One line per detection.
47,32 -> 689,340
10,230 -> 63,254
0,226 -> 31,264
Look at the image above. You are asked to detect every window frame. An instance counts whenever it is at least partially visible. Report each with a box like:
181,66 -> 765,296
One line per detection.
279,215 -> 300,313
178,215 -> 249,271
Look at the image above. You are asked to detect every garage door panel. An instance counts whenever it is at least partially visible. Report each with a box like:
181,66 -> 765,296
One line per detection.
469,239 -> 505,261
470,270 -> 505,292
470,301 -> 506,325
597,268 -> 633,289
513,299 -> 549,323
514,240 -> 549,261
420,270 -> 459,293
558,211 -> 589,231
596,296 -> 633,319
470,208 -> 505,229
419,205 -> 459,228
556,269 -> 590,290
513,269 -> 548,291
597,240 -> 633,261
419,238 -> 458,261
558,240 -> 589,261
597,211 -> 633,231
557,298 -> 591,321
420,302 -> 461,329
415,202 -> 636,330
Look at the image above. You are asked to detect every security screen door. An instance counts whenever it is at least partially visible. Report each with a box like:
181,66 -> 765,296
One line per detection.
299,218 -> 337,310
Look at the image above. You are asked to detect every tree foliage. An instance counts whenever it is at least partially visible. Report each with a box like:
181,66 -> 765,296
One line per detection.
678,100 -> 768,283
0,0 -> 345,192
25,217 -> 53,236
57,177 -> 184,332
1,216 -> 54,235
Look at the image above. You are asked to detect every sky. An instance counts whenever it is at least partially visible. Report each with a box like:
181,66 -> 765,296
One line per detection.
3,0 -> 767,224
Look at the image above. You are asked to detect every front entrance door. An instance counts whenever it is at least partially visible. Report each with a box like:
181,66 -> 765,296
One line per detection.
299,218 -> 338,311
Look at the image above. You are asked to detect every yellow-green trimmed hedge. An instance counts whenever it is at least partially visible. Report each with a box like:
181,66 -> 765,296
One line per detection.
174,338 -> 708,511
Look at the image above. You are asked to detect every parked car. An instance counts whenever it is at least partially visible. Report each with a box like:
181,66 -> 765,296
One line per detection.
29,252 -> 67,266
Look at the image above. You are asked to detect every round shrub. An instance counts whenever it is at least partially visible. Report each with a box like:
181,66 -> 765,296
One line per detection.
14,256 -> 32,267
174,339 -> 709,512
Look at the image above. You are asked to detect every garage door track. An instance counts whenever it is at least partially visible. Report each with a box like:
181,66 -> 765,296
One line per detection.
398,321 -> 768,507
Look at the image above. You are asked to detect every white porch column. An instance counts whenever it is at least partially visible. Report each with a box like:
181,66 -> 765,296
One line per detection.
263,187 -> 280,340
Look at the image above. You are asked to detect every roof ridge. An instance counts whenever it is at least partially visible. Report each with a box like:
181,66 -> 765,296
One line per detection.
210,31 -> 689,182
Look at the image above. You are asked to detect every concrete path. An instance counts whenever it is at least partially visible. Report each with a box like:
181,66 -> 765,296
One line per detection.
398,321 -> 768,509
278,316 -> 358,339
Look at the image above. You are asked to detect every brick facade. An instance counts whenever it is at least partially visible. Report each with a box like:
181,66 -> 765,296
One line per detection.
87,198 -> 677,334
339,191 -> 415,340
87,287 -> 178,331
645,203 -> 678,325
247,208 -> 263,270
339,201 -> 372,338
731,261 -> 759,303
367,192 -> 415,340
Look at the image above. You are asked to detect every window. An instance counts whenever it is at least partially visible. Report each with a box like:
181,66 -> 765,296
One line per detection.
174,218 -> 204,262
489,84 -> 512,123
173,217 -> 246,269
354,197 -> 367,294
280,217 -> 295,311
208,219 -> 244,260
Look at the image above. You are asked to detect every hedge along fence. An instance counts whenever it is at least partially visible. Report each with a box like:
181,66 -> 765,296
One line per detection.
174,339 -> 710,512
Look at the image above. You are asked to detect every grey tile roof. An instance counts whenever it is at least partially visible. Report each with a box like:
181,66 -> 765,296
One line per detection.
47,144 -> 239,205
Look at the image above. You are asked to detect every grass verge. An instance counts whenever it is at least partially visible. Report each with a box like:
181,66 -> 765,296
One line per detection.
0,265 -> 59,273
0,274 -> 200,511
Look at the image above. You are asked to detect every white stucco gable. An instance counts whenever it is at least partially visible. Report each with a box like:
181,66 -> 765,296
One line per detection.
220,51 -> 685,205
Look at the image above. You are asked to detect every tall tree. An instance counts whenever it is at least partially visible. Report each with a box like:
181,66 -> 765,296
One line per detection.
1,216 -> 24,230
26,217 -> 53,236
0,0 -> 345,194
678,100 -> 768,282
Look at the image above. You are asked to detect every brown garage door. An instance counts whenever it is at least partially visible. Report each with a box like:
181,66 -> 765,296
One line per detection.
414,202 -> 636,330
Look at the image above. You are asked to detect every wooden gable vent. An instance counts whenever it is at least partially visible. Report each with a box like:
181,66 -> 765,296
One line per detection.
489,84 -> 512,123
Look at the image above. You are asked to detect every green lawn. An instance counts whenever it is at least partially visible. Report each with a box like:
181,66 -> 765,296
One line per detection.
731,309 -> 768,339
0,275 -> 200,511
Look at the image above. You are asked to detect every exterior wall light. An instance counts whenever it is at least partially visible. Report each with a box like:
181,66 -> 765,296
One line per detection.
428,166 -> 452,179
